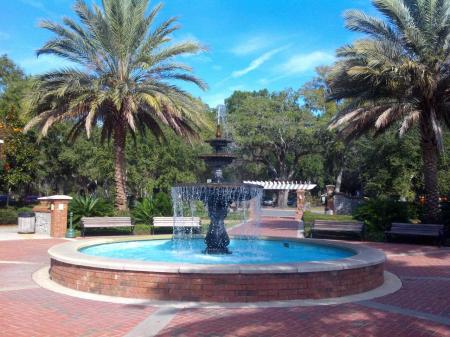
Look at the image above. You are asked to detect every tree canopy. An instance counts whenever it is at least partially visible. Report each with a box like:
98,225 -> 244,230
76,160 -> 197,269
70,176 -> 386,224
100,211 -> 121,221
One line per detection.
226,89 -> 320,206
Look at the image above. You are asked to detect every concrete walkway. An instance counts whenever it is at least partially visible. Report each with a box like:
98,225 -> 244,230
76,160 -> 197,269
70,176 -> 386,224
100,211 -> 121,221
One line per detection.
0,224 -> 51,241
0,218 -> 449,337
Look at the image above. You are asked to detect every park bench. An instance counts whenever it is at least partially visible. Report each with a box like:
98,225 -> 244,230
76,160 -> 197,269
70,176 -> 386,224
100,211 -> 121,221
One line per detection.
81,217 -> 134,236
385,223 -> 447,246
152,216 -> 201,234
310,220 -> 365,240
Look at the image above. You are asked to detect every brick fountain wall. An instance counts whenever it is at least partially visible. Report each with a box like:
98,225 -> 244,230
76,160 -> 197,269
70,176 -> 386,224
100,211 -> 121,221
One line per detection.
50,259 -> 384,302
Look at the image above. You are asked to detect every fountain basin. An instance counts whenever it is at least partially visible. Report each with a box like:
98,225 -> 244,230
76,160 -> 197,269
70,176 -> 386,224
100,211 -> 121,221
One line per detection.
48,237 -> 385,302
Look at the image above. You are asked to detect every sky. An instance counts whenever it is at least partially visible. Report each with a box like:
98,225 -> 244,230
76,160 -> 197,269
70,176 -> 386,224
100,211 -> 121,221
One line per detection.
0,0 -> 377,107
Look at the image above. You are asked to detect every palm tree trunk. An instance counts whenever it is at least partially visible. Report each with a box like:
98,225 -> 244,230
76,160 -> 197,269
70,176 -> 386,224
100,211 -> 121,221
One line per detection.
113,125 -> 128,211
420,119 -> 441,223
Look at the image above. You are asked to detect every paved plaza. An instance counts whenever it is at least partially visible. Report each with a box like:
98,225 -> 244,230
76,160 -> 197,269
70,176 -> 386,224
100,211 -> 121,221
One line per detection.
0,217 -> 449,337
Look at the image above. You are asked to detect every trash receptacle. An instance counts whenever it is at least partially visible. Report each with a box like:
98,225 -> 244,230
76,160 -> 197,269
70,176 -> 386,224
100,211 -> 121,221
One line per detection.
18,212 -> 36,234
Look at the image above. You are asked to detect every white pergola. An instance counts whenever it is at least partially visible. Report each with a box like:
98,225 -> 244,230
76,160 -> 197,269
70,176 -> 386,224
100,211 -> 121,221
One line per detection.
243,181 -> 316,191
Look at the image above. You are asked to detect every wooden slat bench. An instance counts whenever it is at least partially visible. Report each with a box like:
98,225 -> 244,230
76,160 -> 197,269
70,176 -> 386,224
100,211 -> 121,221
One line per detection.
152,216 -> 201,235
81,217 -> 134,236
310,220 -> 365,240
385,223 -> 447,246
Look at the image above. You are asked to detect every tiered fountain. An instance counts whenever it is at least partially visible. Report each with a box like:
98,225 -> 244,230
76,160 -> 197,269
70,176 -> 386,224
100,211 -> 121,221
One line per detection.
48,114 -> 386,303
172,125 -> 262,254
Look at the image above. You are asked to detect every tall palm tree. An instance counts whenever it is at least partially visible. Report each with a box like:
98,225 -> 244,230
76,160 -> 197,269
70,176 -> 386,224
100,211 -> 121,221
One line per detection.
24,0 -> 207,210
328,0 -> 450,222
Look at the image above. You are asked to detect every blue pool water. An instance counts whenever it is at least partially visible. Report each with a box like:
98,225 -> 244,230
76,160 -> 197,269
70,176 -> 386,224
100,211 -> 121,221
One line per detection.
80,239 -> 355,265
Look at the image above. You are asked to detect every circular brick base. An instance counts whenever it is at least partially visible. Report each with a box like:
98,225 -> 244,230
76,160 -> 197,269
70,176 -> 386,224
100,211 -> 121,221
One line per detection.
48,237 -> 385,302
50,259 -> 384,302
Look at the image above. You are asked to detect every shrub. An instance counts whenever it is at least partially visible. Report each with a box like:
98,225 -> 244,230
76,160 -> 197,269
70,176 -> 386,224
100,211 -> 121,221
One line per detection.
353,198 -> 419,232
69,195 -> 114,225
0,208 -> 18,224
17,207 -> 33,213
132,197 -> 154,225
153,192 -> 172,216
132,192 -> 172,225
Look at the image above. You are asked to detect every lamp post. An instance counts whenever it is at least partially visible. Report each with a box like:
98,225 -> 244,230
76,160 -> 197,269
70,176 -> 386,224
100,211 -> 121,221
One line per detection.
65,211 -> 76,238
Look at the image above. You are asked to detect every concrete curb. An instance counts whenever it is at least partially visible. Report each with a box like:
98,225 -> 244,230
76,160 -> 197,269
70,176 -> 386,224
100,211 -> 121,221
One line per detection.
47,236 -> 386,274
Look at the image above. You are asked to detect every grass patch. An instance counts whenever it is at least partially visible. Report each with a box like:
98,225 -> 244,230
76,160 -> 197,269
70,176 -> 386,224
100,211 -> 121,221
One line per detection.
302,211 -> 355,237
302,211 -> 354,224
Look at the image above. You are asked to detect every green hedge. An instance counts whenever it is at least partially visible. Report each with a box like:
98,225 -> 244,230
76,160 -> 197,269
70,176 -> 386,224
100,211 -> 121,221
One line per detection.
353,198 -> 420,232
0,208 -> 18,224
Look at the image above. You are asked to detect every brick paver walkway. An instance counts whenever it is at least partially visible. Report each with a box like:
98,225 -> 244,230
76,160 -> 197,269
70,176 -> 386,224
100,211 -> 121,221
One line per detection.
0,239 -> 155,337
0,217 -> 449,337
229,216 -> 299,237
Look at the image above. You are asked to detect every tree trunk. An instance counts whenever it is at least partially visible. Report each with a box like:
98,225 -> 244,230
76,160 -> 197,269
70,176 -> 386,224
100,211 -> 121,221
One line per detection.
113,125 -> 128,211
335,167 -> 343,193
277,190 -> 289,208
420,118 -> 441,223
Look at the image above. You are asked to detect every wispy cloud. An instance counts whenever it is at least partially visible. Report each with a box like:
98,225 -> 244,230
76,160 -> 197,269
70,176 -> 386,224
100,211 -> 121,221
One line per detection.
202,85 -> 246,107
19,0 -> 58,18
278,51 -> 334,75
20,0 -> 45,9
231,36 -> 272,56
257,51 -> 334,85
0,32 -> 10,40
19,55 -> 77,74
231,46 -> 288,78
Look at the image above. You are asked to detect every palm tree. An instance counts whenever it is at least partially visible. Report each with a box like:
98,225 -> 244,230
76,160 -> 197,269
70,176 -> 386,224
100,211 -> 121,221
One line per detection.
24,0 -> 207,210
328,0 -> 450,222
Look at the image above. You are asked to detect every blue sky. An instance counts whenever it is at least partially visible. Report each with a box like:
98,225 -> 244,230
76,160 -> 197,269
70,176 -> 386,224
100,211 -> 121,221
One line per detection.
0,0 -> 376,107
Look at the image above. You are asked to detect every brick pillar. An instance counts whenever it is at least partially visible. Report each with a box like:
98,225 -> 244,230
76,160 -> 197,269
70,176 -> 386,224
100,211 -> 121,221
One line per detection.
325,185 -> 335,215
38,195 -> 72,238
296,189 -> 306,238
295,189 -> 306,221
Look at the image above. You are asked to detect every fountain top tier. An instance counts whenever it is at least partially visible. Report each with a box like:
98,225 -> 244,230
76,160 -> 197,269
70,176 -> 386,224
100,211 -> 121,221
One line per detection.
198,125 -> 238,183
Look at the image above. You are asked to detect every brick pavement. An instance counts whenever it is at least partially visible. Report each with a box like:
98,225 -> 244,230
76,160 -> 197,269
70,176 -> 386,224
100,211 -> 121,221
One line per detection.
0,288 -> 155,337
0,218 -> 449,337
158,305 -> 450,337
0,239 -> 154,337
229,216 -> 299,237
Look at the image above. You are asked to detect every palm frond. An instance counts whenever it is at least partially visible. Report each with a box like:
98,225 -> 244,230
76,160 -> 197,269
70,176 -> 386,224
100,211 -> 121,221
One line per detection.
328,0 -> 450,150
26,0 -> 208,145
